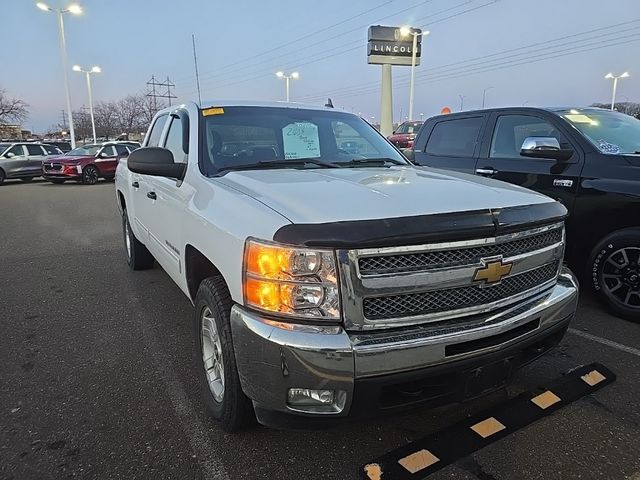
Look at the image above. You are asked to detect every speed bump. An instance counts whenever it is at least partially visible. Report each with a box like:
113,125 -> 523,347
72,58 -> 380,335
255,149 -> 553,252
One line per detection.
360,363 -> 615,479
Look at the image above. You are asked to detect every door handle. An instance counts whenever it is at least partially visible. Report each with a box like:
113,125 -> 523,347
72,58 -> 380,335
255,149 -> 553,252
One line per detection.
147,192 -> 157,200
132,181 -> 139,188
475,168 -> 498,176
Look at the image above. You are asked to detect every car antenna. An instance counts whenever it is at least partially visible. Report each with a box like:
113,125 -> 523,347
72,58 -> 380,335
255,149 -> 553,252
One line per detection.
325,98 -> 334,108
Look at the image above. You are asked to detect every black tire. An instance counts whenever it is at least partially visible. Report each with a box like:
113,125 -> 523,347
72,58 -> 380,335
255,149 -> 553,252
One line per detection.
588,228 -> 640,322
49,179 -> 66,185
122,209 -> 154,270
194,277 -> 254,432
21,177 -> 34,183
82,165 -> 99,185
0,169 -> 5,185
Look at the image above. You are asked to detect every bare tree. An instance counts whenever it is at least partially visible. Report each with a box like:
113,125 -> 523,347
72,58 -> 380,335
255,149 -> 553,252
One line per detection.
0,88 -> 29,124
94,101 -> 119,140
115,94 -> 145,136
591,102 -> 640,118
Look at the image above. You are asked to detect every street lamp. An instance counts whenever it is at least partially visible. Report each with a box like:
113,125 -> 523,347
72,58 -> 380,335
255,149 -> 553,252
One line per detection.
275,71 -> 299,102
73,65 -> 101,143
605,72 -> 630,111
36,2 -> 83,149
400,27 -> 430,121
482,86 -> 494,109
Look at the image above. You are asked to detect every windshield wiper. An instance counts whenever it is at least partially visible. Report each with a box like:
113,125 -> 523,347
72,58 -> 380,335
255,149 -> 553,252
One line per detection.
216,158 -> 338,173
336,157 -> 406,167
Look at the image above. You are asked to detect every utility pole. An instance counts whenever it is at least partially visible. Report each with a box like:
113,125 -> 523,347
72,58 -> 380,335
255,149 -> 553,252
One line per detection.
60,109 -> 68,129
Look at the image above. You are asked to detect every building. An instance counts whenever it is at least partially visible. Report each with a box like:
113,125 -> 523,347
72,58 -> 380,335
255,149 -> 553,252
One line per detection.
0,124 -> 23,140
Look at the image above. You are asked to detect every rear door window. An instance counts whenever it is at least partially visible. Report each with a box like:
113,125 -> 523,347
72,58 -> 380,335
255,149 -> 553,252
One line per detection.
425,117 -> 483,157
26,144 -> 45,156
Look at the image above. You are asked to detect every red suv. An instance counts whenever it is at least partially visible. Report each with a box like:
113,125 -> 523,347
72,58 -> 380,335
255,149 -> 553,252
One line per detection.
42,143 -> 132,185
387,121 -> 423,149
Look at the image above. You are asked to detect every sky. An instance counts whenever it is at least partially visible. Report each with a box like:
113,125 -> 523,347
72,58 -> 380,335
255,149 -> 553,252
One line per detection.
2,0 -> 640,133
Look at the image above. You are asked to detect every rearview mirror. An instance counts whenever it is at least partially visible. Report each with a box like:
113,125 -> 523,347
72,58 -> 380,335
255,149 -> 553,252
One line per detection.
5,152 -> 15,158
401,148 -> 416,162
128,147 -> 186,179
520,136 -> 573,161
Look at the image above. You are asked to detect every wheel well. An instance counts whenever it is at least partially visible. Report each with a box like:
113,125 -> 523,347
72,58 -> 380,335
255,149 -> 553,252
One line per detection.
185,245 -> 225,302
117,191 -> 126,212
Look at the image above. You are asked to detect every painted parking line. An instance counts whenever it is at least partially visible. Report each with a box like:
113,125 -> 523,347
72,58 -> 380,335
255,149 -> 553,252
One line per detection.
360,363 -> 615,480
568,328 -> 640,357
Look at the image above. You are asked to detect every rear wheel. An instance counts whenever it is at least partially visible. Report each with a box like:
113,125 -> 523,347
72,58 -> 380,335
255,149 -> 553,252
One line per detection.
122,209 -> 154,270
82,165 -> 99,185
194,277 -> 254,432
589,228 -> 640,322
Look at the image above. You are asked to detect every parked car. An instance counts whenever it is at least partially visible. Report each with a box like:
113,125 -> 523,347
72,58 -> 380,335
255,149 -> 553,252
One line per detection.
43,142 -> 133,185
44,141 -> 72,153
116,101 -> 577,431
405,107 -> 640,320
0,142 -> 62,185
387,120 -> 423,148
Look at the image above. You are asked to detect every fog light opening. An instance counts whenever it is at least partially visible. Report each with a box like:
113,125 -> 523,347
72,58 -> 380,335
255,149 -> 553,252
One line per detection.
286,388 -> 347,413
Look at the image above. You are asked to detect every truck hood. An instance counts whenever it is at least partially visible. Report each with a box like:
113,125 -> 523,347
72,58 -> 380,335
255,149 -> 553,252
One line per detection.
216,166 -> 555,224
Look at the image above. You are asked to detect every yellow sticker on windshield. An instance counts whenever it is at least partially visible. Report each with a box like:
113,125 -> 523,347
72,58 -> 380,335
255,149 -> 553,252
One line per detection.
202,107 -> 224,116
564,114 -> 593,124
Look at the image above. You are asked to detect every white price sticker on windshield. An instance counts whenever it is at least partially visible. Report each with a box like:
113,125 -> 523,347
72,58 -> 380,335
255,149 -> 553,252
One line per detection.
283,122 -> 321,159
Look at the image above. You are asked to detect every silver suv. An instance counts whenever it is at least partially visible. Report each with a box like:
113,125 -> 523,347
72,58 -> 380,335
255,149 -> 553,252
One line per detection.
0,142 -> 62,185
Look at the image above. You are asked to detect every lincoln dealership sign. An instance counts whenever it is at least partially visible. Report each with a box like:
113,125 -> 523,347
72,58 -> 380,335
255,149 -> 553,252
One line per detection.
367,25 -> 422,66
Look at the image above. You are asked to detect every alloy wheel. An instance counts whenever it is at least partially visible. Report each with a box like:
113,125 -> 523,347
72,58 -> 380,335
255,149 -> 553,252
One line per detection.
200,306 -> 225,403
602,247 -> 640,309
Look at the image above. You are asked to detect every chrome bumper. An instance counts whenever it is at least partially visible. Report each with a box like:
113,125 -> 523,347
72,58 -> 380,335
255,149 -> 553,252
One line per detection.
230,267 -> 578,423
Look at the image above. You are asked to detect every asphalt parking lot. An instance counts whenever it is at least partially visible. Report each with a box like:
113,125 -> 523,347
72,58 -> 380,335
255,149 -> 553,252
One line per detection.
1,180 -> 640,480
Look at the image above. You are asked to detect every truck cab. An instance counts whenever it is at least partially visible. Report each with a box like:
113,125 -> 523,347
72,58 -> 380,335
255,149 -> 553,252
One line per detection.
409,107 -> 640,320
115,101 -> 578,431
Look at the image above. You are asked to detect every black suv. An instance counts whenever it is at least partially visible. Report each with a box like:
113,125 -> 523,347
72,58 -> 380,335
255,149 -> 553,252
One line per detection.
406,107 -> 640,321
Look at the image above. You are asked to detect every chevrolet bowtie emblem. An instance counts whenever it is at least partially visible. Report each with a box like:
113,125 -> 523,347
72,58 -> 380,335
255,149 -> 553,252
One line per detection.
473,259 -> 513,285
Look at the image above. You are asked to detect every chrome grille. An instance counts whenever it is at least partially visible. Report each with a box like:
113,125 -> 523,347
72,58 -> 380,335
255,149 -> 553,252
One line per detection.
358,227 -> 563,276
362,262 -> 559,320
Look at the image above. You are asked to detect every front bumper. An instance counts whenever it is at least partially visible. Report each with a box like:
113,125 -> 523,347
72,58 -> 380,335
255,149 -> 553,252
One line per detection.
231,267 -> 578,428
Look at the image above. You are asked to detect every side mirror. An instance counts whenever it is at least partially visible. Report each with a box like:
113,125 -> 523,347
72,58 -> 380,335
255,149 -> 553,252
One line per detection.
520,136 -> 573,161
5,152 -> 15,158
128,147 -> 186,179
402,148 -> 416,162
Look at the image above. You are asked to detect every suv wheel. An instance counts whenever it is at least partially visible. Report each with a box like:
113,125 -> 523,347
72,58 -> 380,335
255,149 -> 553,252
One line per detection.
82,165 -> 99,185
194,277 -> 254,432
122,209 -> 154,270
589,228 -> 640,322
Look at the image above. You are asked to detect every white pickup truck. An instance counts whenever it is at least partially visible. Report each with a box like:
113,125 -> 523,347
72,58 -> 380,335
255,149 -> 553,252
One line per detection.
115,101 -> 578,431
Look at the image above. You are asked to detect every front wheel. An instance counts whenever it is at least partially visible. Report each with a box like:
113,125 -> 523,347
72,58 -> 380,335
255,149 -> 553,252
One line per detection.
194,277 -> 254,432
82,165 -> 99,185
589,228 -> 640,322
122,209 -> 154,270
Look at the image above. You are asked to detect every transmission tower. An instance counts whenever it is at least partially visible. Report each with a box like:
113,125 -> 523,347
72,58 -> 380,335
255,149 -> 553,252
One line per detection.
146,75 -> 177,113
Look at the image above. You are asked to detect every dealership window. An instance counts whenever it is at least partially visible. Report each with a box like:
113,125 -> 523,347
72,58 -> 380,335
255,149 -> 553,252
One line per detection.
490,115 -> 567,158
425,117 -> 483,157
146,114 -> 168,147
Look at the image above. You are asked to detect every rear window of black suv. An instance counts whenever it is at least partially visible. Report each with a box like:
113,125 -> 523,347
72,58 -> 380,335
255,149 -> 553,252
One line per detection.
425,117 -> 483,157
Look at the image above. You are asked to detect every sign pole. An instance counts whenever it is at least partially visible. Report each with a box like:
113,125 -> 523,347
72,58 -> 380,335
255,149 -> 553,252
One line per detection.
380,64 -> 393,137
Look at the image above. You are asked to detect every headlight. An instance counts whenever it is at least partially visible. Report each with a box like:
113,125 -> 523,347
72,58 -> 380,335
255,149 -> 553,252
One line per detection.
243,238 -> 340,320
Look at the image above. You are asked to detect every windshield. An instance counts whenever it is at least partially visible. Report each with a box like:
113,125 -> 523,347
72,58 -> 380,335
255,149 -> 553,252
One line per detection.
395,122 -> 423,134
65,144 -> 101,156
0,143 -> 10,155
559,109 -> 640,154
201,106 -> 408,175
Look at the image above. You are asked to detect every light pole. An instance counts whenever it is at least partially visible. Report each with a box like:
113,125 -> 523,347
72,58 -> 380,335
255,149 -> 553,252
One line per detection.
459,94 -> 465,111
605,72 -> 630,111
275,71 -> 299,102
482,86 -> 494,109
37,2 -> 82,149
73,65 -> 101,143
400,27 -> 429,121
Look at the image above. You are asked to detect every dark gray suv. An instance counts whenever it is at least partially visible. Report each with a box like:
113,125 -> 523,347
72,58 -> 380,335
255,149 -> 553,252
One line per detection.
0,142 -> 62,185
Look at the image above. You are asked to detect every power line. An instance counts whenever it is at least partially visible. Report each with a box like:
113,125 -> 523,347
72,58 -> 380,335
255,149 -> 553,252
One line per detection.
296,20 -> 640,101
185,0 -> 497,97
